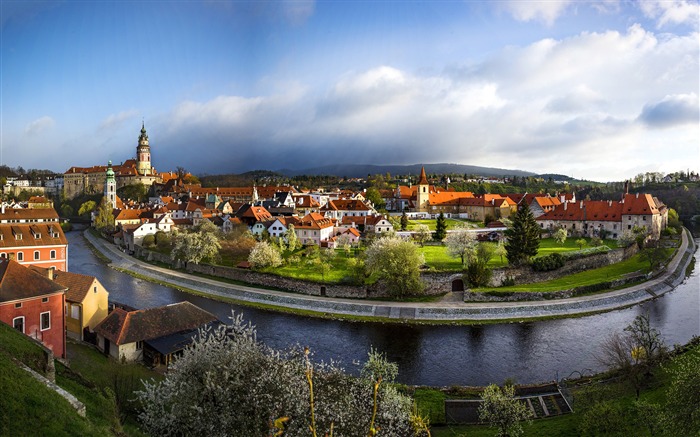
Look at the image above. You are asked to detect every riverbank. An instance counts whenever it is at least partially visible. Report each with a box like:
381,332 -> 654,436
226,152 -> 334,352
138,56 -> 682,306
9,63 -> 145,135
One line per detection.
82,229 -> 695,323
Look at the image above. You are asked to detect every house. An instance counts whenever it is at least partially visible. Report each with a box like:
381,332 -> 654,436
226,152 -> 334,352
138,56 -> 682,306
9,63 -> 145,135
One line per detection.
122,214 -> 174,252
294,213 -> 336,246
0,259 -> 67,358
0,207 -> 68,271
321,198 -> 373,220
528,196 -> 562,217
93,301 -> 218,365
38,268 -> 109,342
363,215 -> 394,234
266,216 -> 300,240
536,193 -> 667,239
292,194 -> 321,215
236,204 -> 272,227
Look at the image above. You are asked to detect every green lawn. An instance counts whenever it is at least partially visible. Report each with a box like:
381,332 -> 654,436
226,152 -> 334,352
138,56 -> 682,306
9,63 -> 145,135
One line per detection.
474,249 -> 674,293
261,249 -> 360,283
405,218 -> 480,231
537,237 -> 619,255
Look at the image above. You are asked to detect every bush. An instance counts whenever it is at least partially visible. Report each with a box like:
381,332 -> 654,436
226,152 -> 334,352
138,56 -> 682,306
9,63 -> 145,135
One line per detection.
60,222 -> 72,232
142,234 -> 156,248
532,253 -> 565,271
465,263 -> 492,287
501,276 -> 516,287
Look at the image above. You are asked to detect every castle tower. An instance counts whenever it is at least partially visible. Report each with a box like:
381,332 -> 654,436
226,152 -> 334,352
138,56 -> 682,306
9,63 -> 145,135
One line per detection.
136,121 -> 152,176
417,166 -> 430,212
104,161 -> 117,209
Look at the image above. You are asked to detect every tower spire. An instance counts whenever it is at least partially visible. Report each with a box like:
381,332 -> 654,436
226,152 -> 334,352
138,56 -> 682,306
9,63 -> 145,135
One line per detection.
418,166 -> 429,185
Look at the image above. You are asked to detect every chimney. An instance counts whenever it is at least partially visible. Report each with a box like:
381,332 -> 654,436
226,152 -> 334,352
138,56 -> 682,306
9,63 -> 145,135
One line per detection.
580,200 -> 583,208
47,267 -> 55,281
636,192 -> 639,199
564,202 -> 568,211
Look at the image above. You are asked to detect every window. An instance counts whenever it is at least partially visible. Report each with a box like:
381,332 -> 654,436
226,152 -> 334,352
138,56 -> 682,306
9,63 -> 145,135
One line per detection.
17,252 -> 23,261
50,250 -> 56,259
13,317 -> 24,333
14,302 -> 22,309
42,297 -> 49,303
34,251 -> 40,261
628,225 -> 632,230
136,341 -> 143,350
643,216 -> 647,221
40,312 -> 50,331
71,305 -> 80,319
94,286 -> 97,294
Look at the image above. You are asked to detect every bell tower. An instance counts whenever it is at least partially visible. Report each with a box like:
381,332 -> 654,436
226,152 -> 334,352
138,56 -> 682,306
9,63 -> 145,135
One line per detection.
417,166 -> 430,212
136,121 -> 152,176
104,161 -> 117,209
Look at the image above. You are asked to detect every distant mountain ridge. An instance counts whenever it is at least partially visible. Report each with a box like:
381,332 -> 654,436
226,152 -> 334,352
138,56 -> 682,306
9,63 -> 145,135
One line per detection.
276,163 -> 537,178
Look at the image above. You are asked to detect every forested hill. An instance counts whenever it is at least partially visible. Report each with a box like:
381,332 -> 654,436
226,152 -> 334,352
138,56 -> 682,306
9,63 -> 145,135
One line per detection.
276,163 -> 536,178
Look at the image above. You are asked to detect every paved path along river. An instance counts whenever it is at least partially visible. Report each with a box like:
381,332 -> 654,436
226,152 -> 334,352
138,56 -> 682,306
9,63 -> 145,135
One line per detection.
70,230 -> 700,386
84,229 -> 694,321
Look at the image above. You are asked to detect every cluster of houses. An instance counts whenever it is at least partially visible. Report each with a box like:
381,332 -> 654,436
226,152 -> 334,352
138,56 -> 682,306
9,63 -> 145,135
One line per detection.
0,203 -> 221,365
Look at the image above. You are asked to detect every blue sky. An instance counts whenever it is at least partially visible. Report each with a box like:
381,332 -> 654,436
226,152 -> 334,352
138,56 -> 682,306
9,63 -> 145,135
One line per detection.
1,1 -> 698,181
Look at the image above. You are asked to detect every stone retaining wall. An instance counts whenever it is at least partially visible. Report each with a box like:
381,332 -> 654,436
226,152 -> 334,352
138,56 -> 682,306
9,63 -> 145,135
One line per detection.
489,244 -> 638,287
135,244 -> 639,298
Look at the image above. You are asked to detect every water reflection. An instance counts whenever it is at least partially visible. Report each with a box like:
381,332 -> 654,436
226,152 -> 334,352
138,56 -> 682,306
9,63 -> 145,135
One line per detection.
67,230 -> 700,386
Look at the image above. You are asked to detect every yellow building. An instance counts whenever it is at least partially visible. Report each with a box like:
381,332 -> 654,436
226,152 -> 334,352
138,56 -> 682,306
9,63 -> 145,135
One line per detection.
53,270 -> 109,341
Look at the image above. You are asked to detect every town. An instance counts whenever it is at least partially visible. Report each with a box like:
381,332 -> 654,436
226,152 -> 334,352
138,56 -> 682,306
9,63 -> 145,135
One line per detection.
0,124 -> 697,436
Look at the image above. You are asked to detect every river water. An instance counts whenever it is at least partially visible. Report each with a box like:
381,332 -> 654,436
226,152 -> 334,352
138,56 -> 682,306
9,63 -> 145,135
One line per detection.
67,231 -> 700,386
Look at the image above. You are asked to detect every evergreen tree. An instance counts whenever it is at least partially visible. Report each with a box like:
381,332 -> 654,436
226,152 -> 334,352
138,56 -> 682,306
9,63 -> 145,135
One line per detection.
504,204 -> 540,266
433,212 -> 447,241
400,212 -> 408,231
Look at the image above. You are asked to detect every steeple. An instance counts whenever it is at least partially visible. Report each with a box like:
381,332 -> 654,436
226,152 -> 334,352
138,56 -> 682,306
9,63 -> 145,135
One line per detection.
136,122 -> 152,176
418,166 -> 429,185
104,160 -> 117,209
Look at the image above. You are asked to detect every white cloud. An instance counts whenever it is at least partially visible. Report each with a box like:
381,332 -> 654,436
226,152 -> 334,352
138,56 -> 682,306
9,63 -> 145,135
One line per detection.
639,0 -> 700,28
502,0 -> 572,26
24,116 -> 55,136
144,24 -> 697,181
280,0 -> 315,25
99,109 -> 139,131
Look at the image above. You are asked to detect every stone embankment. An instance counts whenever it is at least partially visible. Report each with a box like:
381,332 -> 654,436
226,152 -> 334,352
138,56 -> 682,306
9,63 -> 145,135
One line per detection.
84,229 -> 695,322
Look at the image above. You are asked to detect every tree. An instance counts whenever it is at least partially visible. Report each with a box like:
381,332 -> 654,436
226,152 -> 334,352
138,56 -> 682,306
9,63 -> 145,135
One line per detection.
639,244 -> 668,271
445,226 -> 477,268
433,212 -> 447,241
663,348 -> 700,435
414,224 -> 431,247
116,183 -> 147,202
142,234 -> 156,248
364,235 -> 424,296
494,241 -> 507,264
171,223 -> 221,265
400,212 -> 408,231
596,313 -> 665,399
136,313 -> 414,436
465,243 -> 494,287
478,383 -> 532,437
60,203 -> 74,218
575,238 -> 586,250
77,200 -> 96,218
365,187 -> 386,210
286,224 -> 300,251
93,197 -> 115,232
553,228 -> 567,245
504,205 -> 540,266
248,241 -> 283,269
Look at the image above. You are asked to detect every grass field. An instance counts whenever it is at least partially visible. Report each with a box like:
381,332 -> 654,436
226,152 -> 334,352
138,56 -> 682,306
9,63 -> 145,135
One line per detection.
474,248 -> 674,293
425,341 -> 700,436
405,218 -> 481,231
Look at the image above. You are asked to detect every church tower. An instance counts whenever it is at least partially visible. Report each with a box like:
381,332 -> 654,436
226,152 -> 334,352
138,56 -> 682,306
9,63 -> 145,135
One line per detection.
104,161 -> 117,209
417,166 -> 430,212
136,122 -> 152,176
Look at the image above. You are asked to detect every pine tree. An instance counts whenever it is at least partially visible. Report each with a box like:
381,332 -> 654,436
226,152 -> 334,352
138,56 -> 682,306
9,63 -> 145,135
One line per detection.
433,212 -> 447,241
504,204 -> 540,266
400,212 -> 408,231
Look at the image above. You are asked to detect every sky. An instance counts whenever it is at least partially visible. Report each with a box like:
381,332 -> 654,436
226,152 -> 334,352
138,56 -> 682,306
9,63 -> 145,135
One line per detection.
1,0 -> 698,182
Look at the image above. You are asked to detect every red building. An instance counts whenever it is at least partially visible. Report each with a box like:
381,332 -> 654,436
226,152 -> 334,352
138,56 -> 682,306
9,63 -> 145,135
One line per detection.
0,207 -> 68,271
0,258 -> 67,358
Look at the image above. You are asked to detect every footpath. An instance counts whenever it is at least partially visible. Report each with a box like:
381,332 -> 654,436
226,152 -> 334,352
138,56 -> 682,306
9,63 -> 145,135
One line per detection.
83,230 -> 696,322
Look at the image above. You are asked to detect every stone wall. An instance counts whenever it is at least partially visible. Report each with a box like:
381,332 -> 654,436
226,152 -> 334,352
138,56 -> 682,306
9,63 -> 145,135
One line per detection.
489,244 -> 638,287
134,244 -> 638,299
136,247 -> 444,298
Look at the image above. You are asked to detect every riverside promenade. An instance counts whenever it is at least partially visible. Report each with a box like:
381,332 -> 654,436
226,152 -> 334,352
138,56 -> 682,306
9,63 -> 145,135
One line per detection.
83,230 -> 695,322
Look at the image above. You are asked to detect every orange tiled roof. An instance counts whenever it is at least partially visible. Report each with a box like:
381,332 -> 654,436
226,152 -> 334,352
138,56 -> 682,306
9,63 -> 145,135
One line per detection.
297,213 -> 335,230
0,259 -> 66,303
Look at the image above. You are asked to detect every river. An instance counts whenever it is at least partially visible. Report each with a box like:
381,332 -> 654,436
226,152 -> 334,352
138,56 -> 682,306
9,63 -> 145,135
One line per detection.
67,230 -> 700,386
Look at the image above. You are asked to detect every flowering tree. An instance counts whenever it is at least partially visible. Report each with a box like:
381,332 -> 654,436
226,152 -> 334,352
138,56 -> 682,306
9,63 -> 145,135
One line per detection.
478,383 -> 533,437
248,241 -> 283,269
364,235 -> 425,296
171,223 -> 221,264
414,224 -> 432,247
445,226 -> 477,268
136,312 -> 414,436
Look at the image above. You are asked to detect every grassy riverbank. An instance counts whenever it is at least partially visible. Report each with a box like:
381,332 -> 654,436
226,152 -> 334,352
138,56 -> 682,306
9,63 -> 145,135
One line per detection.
422,339 -> 700,436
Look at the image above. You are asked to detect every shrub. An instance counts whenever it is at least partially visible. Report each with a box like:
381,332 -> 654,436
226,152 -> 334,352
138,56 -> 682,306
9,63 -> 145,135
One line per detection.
248,241 -> 283,269
501,276 -> 516,287
532,253 -> 565,271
